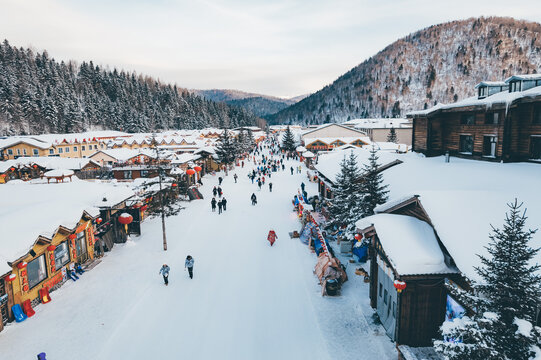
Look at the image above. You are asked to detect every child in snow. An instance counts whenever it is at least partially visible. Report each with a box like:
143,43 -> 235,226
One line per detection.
185,256 -> 194,279
159,264 -> 170,285
267,230 -> 277,246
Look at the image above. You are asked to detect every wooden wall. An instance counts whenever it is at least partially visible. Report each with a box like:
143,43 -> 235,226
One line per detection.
412,118 -> 428,151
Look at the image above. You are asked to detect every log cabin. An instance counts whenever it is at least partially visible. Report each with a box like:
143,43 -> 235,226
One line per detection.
408,74 -> 541,162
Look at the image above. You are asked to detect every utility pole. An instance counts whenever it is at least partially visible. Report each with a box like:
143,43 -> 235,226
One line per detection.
152,134 -> 168,251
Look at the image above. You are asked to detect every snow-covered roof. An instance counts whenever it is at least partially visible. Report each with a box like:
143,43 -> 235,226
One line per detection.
505,74 -> 541,82
171,153 -> 200,164
314,147 -> 402,184
408,85 -> 541,117
0,137 -> 52,150
356,214 -> 457,276
303,151 -> 315,158
44,169 -> 75,177
0,179 -> 135,265
373,153 -> 541,282
343,118 -> 411,129
90,148 -> 156,162
296,146 -> 307,152
0,157 -> 101,173
305,137 -> 371,146
475,81 -> 507,88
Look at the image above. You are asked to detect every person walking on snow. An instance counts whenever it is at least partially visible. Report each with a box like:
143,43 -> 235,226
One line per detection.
251,193 -> 257,205
222,197 -> 227,211
159,264 -> 170,285
213,186 -> 218,197
211,197 -> 217,212
257,179 -> 262,190
218,199 -> 223,214
290,166 -> 294,175
218,176 -> 223,185
234,174 -> 238,183
217,186 -> 223,198
267,230 -> 277,246
269,182 -> 273,192
301,182 -> 305,192
185,256 -> 194,279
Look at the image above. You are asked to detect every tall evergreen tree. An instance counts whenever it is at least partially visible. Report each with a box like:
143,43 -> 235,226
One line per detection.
326,151 -> 364,240
281,125 -> 296,152
360,145 -> 389,216
387,126 -> 398,143
435,200 -> 541,360
215,129 -> 237,165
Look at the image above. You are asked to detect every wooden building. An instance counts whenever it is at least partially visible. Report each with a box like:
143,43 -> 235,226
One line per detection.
408,74 -> 541,162
357,208 -> 459,347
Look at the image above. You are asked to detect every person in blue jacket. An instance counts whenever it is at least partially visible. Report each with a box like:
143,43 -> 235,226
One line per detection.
159,264 -> 170,285
185,256 -> 194,279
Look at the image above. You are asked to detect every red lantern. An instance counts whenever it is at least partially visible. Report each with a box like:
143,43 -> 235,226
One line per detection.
186,169 -> 196,176
354,233 -> 362,241
10,167 -> 15,172
394,280 -> 407,293
17,261 -> 28,269
33,164 -> 38,169
6,273 -> 16,282
47,245 -> 56,252
68,234 -> 77,240
172,183 -> 178,187
118,213 -> 133,225
141,205 -> 148,211
194,166 -> 202,172
96,217 -> 103,224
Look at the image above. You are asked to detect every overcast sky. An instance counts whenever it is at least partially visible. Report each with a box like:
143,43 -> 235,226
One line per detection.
2,0 -> 541,97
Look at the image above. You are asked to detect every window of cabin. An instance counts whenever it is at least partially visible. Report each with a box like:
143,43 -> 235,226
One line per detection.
27,255 -> 47,289
459,135 -> 474,154
384,289 -> 388,305
17,149 -> 21,155
33,149 -> 39,156
124,171 -> 132,179
485,112 -> 500,125
141,170 -> 148,177
460,114 -> 475,125
94,145 -> 98,150
82,145 -> 86,151
54,241 -> 70,270
7,149 -> 13,155
379,283 -> 382,297
23,149 -> 27,156
478,86 -> 487,98
533,106 -> 541,125
530,136 -> 541,160
49,149 -> 54,154
65,147 -> 70,153
483,136 -> 497,157
58,148 -> 63,153
510,81 -> 521,92
73,146 -> 78,152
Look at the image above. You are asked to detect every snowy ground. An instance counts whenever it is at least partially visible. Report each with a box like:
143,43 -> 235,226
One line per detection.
0,149 -> 396,359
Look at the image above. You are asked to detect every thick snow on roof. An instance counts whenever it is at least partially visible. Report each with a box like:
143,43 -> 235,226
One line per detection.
0,137 -> 52,150
0,179 -> 135,264
505,74 -> 541,82
377,153 -> 541,281
356,214 -> 457,276
314,147 -> 402,184
171,153 -> 200,164
91,148 -> 156,161
303,151 -> 315,158
305,136 -> 371,146
408,85 -> 541,117
0,157 -> 100,173
343,118 -> 411,129
44,169 -> 75,177
475,81 -> 507,88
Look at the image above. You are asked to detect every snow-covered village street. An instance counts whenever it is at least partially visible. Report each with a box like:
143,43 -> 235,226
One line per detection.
0,150 -> 396,360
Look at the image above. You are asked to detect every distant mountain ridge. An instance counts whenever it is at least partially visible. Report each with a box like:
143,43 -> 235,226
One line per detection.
193,89 -> 308,117
268,17 -> 541,125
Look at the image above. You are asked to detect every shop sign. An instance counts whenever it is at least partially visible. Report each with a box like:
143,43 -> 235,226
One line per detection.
19,269 -> 29,292
43,272 -> 63,290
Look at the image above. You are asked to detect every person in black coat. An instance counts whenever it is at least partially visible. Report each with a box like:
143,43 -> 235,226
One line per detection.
251,193 -> 257,205
217,199 -> 223,214
222,197 -> 227,211
211,197 -> 217,212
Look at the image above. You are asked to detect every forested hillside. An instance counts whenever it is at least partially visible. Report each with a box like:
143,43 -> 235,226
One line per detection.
0,40 -> 260,135
269,17 -> 541,125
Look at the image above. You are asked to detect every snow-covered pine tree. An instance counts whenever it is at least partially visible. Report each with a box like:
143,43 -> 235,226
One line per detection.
326,151 -> 364,240
387,126 -> 398,143
215,129 -> 237,165
281,125 -> 296,152
360,145 -> 389,216
435,200 -> 541,360
475,199 -> 541,359
236,130 -> 245,154
246,129 -> 255,150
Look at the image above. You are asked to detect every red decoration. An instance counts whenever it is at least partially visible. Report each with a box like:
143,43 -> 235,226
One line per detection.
33,164 -> 38,169
17,261 -> 27,269
68,234 -> 77,240
96,217 -> 103,224
186,169 -> 196,176
172,183 -> 178,187
141,205 -> 148,211
354,233 -> 362,241
118,213 -> 133,225
194,166 -> 202,172
6,273 -> 16,282
47,245 -> 56,252
10,167 -> 15,172
394,280 -> 407,293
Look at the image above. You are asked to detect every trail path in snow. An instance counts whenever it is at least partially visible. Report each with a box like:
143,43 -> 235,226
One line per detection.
0,146 -> 395,360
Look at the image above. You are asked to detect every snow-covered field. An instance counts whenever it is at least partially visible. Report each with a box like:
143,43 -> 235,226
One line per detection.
0,151 -> 395,359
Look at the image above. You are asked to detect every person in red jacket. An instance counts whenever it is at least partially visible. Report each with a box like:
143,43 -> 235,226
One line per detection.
267,230 -> 277,246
